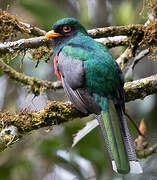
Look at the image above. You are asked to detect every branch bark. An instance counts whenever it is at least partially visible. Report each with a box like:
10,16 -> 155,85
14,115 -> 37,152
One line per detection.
124,74 -> 157,102
0,36 -> 50,54
0,36 -> 130,57
0,101 -> 84,152
88,24 -> 144,38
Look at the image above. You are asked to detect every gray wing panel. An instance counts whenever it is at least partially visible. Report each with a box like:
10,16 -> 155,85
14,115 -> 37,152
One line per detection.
62,78 -> 88,114
58,52 -> 85,90
62,75 -> 101,114
58,52 -> 101,114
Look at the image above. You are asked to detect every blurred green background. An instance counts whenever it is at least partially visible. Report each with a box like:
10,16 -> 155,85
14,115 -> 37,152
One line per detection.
0,0 -> 157,179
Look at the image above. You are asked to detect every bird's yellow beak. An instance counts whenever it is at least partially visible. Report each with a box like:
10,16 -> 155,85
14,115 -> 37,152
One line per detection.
45,30 -> 62,38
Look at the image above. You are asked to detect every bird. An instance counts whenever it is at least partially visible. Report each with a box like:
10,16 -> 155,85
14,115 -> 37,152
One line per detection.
45,18 -> 142,174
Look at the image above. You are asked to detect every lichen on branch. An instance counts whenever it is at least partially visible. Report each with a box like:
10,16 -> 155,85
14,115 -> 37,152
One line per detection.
0,9 -> 46,42
0,100 -> 84,152
125,74 -> 157,102
0,101 -> 84,133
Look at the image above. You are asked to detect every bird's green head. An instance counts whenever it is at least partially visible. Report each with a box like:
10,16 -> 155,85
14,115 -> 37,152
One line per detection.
45,18 -> 88,42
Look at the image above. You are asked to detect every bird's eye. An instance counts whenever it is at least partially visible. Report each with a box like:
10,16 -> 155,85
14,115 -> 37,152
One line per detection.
63,25 -> 71,33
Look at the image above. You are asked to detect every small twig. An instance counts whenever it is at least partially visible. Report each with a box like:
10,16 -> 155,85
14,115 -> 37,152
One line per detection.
132,49 -> 150,69
96,36 -> 130,47
124,74 -> 157,102
35,58 -> 40,68
87,24 -> 144,38
116,46 -> 134,69
124,49 -> 150,82
0,36 -> 50,54
20,51 -> 26,69
19,21 -> 46,36
124,111 -> 144,137
136,143 -> 157,158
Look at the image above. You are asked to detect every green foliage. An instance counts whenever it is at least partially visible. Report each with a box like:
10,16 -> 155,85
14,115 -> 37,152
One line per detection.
0,155 -> 32,180
113,1 -> 140,25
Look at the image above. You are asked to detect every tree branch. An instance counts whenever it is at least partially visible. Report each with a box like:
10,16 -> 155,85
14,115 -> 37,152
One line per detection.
19,21 -> 46,36
88,24 -> 144,38
116,47 -> 134,69
0,100 -> 84,152
0,74 -> 157,152
0,36 -> 130,57
124,74 -> 157,102
96,36 -> 130,48
136,143 -> 157,158
0,36 -> 50,54
0,9 -> 144,39
0,60 -> 62,95
0,57 -> 157,100
0,9 -> 46,40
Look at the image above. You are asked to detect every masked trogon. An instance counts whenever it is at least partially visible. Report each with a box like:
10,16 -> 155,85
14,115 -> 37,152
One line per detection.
45,18 -> 142,174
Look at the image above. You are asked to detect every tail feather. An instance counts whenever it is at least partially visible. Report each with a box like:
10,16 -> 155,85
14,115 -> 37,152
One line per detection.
96,98 -> 143,174
114,103 -> 143,174
112,161 -> 143,174
96,114 -> 113,161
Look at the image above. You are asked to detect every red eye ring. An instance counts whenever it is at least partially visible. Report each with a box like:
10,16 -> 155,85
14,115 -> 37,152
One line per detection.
63,25 -> 71,33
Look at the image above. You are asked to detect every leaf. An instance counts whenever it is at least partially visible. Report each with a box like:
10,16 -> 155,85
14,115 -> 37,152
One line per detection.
72,119 -> 99,147
139,118 -> 146,135
134,118 -> 148,151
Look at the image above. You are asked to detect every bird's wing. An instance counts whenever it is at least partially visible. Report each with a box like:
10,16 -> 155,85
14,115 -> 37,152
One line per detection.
96,41 -> 125,107
57,52 -> 101,114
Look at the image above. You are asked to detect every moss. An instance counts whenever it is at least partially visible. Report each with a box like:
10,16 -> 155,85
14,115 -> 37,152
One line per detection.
0,100 -> 84,134
0,134 -> 18,152
125,75 -> 157,102
0,9 -> 31,42
136,143 -> 157,159
30,46 -> 53,63
0,10 -> 50,62
140,20 -> 157,57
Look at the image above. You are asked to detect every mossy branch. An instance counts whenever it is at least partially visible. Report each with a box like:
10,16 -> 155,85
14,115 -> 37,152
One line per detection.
0,36 -> 130,57
0,59 -> 62,95
0,36 -> 50,54
136,143 -> 157,158
124,74 -> 157,102
0,9 -> 156,58
0,101 -> 84,152
0,9 -> 46,41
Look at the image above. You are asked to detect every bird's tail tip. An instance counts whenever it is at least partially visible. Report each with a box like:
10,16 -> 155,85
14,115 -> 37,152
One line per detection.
112,161 -> 143,174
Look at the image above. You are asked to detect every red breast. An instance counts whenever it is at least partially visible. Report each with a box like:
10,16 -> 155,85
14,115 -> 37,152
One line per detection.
54,54 -> 62,80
